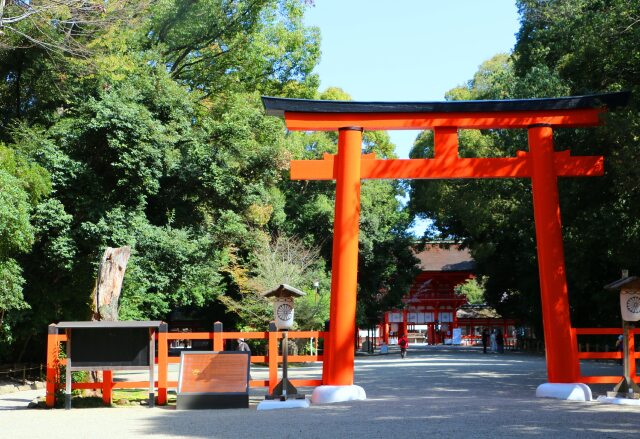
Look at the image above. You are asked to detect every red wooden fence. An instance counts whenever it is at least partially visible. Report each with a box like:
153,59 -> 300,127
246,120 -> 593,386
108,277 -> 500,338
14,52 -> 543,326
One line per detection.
46,323 -> 326,407
572,327 -> 639,384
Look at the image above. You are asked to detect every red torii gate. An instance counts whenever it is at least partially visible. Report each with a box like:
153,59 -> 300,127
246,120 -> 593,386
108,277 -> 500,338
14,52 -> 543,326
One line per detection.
262,92 -> 629,388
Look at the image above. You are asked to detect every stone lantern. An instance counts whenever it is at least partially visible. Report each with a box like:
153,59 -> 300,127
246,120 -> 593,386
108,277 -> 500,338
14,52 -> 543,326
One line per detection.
604,272 -> 640,398
261,284 -> 306,402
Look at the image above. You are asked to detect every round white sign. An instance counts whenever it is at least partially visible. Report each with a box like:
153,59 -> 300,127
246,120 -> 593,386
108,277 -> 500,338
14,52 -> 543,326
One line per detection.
620,290 -> 640,322
274,297 -> 295,330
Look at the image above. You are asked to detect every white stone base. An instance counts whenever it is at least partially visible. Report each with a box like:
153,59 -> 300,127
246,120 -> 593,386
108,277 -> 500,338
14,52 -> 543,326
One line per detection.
256,398 -> 310,411
596,395 -> 640,406
535,383 -> 592,401
310,385 -> 366,404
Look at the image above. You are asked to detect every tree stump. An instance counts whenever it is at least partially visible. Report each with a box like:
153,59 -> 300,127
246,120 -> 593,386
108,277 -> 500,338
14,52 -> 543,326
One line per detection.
90,246 -> 131,321
88,246 -> 131,397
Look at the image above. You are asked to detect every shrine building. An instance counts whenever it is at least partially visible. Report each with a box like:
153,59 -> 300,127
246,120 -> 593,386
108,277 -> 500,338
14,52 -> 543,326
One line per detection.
381,243 -> 516,345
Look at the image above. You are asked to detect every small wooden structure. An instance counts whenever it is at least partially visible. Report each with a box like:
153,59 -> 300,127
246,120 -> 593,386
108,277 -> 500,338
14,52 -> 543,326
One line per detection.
262,284 -> 306,401
51,321 -> 163,409
604,275 -> 640,398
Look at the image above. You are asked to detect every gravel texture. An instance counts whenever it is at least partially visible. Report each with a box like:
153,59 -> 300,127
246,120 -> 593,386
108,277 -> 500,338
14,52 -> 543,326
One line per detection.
1,345 -> 638,439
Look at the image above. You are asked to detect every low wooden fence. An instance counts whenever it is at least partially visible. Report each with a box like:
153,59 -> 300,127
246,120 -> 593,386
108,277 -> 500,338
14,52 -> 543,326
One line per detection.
572,327 -> 639,384
46,322 -> 326,407
460,335 -> 521,350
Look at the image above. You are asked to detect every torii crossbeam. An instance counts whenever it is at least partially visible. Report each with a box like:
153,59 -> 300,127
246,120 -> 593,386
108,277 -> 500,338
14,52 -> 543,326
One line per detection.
262,92 -> 629,392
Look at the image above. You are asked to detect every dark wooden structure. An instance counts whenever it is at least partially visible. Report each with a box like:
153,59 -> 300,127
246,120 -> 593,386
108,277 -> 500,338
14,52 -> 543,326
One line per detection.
53,321 -> 163,409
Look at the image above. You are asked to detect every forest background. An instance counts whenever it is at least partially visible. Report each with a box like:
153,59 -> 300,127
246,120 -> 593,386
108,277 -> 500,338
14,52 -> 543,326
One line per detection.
0,0 -> 638,363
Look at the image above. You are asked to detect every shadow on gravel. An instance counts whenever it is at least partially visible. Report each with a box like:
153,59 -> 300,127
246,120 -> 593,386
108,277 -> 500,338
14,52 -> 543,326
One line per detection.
139,346 -> 639,439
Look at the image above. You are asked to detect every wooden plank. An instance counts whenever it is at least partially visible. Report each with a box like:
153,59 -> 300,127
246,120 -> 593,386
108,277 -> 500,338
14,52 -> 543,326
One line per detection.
574,328 -> 622,335
166,332 -> 213,340
220,332 -> 269,339
290,379 -> 322,387
283,109 -> 603,131
578,352 -> 620,359
579,376 -> 623,384
249,380 -> 269,388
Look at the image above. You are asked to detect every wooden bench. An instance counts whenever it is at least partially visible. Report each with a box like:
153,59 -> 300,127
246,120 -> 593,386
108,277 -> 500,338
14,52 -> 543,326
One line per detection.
177,351 -> 250,409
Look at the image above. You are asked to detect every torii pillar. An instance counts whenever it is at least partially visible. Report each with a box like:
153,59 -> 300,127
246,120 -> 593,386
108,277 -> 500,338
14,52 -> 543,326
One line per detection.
326,127 -> 363,385
262,92 -> 629,402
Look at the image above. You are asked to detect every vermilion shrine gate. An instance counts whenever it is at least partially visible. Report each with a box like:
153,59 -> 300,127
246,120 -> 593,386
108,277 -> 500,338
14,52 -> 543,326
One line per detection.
262,92 -> 629,391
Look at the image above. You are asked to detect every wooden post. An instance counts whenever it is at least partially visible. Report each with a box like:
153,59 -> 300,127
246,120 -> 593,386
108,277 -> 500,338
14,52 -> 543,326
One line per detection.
402,309 -> 409,337
157,322 -> 168,405
434,309 -> 440,344
382,313 -> 389,344
213,321 -> 223,351
102,371 -> 113,405
45,324 -> 60,408
529,125 -> 580,383
326,127 -> 363,386
148,328 -> 155,408
321,320 -> 330,384
628,325 -> 636,379
268,322 -> 279,394
65,330 -> 71,410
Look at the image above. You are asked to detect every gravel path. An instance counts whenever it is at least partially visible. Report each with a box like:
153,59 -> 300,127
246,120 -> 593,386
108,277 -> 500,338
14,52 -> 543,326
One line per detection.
1,345 -> 638,439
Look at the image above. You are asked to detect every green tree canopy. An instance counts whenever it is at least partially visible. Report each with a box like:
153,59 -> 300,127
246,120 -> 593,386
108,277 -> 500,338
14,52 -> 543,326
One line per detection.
410,0 -> 640,334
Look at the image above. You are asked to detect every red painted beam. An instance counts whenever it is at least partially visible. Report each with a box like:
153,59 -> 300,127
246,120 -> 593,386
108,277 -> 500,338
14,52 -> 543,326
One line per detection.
578,352 -> 621,360
363,157 -> 530,179
290,153 -> 604,181
579,376 -> 625,384
283,109 -> 604,131
573,328 -> 622,335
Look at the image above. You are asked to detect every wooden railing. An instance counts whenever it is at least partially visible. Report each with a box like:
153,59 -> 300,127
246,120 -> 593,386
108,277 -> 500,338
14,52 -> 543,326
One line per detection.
572,327 -> 639,384
45,322 -> 326,407
459,335 -> 522,351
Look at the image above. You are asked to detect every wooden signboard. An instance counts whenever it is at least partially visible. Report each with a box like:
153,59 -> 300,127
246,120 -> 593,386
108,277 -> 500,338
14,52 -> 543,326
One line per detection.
177,351 -> 250,409
68,327 -> 150,367
54,321 -> 162,409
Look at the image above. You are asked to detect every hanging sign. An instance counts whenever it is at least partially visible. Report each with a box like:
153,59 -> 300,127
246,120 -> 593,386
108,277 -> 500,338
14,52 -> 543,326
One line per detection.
620,290 -> 640,322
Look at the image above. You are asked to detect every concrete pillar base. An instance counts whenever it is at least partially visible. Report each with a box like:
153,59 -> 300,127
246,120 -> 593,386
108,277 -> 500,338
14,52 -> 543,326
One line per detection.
535,383 -> 592,401
257,398 -> 310,411
311,385 -> 366,404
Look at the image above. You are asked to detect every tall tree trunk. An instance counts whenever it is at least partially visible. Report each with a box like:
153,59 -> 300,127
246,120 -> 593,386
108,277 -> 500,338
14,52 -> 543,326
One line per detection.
88,246 -> 131,395
90,246 -> 131,321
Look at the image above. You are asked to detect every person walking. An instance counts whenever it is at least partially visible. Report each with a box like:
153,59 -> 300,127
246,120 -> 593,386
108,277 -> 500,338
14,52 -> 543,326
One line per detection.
481,328 -> 490,354
398,333 -> 409,359
490,329 -> 497,353
496,329 -> 504,354
616,334 -> 624,365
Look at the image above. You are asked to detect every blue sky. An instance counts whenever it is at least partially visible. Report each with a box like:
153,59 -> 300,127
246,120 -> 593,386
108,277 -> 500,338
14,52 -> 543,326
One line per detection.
303,0 -> 521,159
